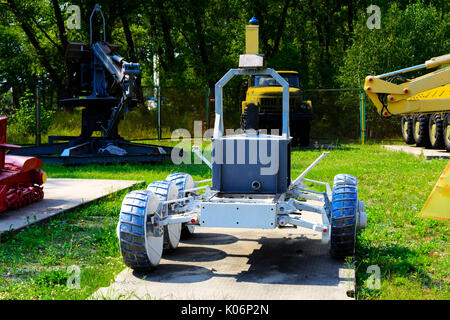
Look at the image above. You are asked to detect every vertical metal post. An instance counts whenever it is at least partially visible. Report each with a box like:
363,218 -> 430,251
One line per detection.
363,90 -> 366,144
157,86 -> 161,140
36,86 -> 41,146
359,89 -> 366,144
359,89 -> 362,144
205,87 -> 210,129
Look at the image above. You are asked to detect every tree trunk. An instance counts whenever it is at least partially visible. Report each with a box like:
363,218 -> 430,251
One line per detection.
269,0 -> 290,59
7,0 -> 65,103
51,0 -> 68,52
11,86 -> 19,110
120,13 -> 136,60
156,0 -> 176,67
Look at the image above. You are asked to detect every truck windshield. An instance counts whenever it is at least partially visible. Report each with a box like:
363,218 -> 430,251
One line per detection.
252,74 -> 299,88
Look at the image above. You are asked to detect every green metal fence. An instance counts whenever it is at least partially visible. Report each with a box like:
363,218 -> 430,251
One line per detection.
26,85 -> 400,145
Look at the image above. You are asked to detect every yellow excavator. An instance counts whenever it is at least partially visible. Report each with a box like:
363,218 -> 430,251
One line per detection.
364,54 -> 450,151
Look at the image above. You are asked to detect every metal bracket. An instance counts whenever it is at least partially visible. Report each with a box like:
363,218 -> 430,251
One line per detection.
90,4 -> 106,45
213,68 -> 290,139
290,152 -> 329,188
192,146 -> 212,169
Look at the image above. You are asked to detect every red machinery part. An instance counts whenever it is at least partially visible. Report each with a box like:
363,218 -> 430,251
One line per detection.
0,116 -> 45,212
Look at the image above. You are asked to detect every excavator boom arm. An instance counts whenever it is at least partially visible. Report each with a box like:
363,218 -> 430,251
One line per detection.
364,54 -> 450,117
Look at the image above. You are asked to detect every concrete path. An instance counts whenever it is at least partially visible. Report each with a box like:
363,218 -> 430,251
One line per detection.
0,178 -> 143,234
94,211 -> 355,300
382,145 -> 450,159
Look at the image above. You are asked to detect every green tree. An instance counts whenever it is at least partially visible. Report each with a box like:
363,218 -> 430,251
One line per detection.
337,1 -> 449,138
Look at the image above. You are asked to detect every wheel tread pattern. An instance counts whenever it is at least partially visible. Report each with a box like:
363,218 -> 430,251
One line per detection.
166,173 -> 196,238
429,113 -> 445,149
147,180 -> 177,249
330,175 -> 358,258
414,114 -> 431,148
445,114 -> 450,152
118,190 -> 154,271
402,116 -> 415,144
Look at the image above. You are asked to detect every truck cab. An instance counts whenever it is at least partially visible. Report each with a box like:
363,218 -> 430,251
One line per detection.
241,71 -> 313,147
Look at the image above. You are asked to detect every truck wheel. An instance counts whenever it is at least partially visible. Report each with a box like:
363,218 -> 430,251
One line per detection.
401,116 -> 414,144
413,114 -> 431,148
166,173 -> 195,238
147,180 -> 181,250
444,114 -> 450,152
241,103 -> 259,131
299,120 -> 311,147
117,190 -> 163,270
240,113 -> 246,130
330,175 -> 358,258
428,114 -> 445,149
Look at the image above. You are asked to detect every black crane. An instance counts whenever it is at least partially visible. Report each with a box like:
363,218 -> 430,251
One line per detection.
10,4 -> 178,164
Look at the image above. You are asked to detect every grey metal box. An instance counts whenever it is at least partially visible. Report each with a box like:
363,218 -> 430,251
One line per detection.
211,134 -> 291,194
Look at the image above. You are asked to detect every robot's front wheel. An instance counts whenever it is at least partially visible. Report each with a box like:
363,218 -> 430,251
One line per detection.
117,190 -> 164,270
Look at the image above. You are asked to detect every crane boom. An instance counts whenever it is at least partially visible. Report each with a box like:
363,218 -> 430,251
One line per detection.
364,54 -> 450,117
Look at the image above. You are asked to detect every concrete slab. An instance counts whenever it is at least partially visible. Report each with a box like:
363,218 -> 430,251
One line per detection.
382,145 -> 450,159
0,178 -> 143,234
93,211 -> 355,300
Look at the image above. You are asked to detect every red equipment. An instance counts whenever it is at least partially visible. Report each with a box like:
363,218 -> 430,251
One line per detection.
0,116 -> 46,212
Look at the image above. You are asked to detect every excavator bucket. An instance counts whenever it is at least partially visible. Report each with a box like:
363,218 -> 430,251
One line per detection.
418,162 -> 450,221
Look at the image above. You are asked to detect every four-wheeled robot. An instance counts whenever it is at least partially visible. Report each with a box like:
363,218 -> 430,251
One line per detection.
117,65 -> 367,270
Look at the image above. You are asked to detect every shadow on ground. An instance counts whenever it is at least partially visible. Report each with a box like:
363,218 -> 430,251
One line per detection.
132,232 -> 351,287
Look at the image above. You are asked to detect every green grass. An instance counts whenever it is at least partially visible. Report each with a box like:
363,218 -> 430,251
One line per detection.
0,189 -> 133,299
6,108 -> 174,145
0,143 -> 449,299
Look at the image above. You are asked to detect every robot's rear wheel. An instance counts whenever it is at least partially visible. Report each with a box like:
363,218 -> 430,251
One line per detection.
147,180 -> 181,250
166,172 -> 196,238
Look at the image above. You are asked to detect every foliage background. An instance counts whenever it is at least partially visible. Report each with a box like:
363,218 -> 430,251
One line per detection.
0,0 -> 448,140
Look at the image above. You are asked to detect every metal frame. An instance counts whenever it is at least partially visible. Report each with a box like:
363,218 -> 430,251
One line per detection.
139,68 -> 366,243
117,67 -> 367,271
9,138 -> 176,165
90,4 -> 106,45
142,150 -> 359,244
214,68 -> 290,139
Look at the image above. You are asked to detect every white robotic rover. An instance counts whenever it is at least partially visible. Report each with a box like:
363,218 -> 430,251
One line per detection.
116,65 -> 367,270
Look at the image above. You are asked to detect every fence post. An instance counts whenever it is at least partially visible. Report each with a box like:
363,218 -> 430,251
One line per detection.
205,87 -> 211,129
157,86 -> 161,140
36,86 -> 41,146
359,88 -> 366,144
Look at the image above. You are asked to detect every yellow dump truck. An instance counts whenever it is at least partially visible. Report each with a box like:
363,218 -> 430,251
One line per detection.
241,71 -> 313,146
